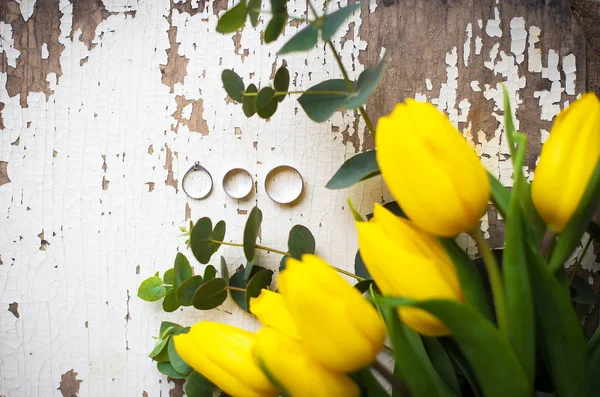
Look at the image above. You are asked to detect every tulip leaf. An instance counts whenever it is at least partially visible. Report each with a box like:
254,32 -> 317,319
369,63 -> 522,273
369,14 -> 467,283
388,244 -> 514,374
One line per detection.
502,134 -> 535,383
162,288 -> 180,312
174,253 -> 192,290
243,206 -> 263,262
138,276 -> 167,302
353,367 -> 389,397
298,79 -> 351,123
163,268 -> 174,285
248,0 -> 261,27
220,256 -> 229,284
589,344 -> 600,394
527,248 -> 589,397
288,224 -> 316,259
354,250 -> 372,280
185,371 -> 214,397
243,84 -> 258,117
229,265 -> 269,311
344,51 -> 387,110
549,161 -> 600,274
157,362 -> 187,379
278,23 -> 319,55
321,3 -> 363,41
379,297 -> 531,397
440,339 -> 483,397
273,66 -> 290,102
245,269 -> 274,311
326,150 -> 380,189
379,305 -> 455,397
192,278 -> 228,310
221,69 -> 245,103
264,14 -> 287,43
347,198 -> 365,222
203,265 -> 217,283
215,0 -> 247,34
168,337 -> 193,376
422,337 -> 461,395
589,323 -> 600,356
502,84 -> 518,160
438,239 -> 493,321
488,171 -> 509,218
176,275 -> 204,307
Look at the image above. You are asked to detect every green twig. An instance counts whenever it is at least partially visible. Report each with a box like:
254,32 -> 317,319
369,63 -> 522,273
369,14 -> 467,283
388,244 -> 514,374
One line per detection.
242,90 -> 350,96
226,286 -> 246,292
569,235 -> 593,286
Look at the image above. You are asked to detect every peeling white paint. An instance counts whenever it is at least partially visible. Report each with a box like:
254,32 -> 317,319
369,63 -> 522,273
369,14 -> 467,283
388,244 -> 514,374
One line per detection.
510,17 -> 526,64
563,53 -> 577,95
0,22 -> 20,67
528,26 -> 542,73
41,43 -> 49,59
463,23 -> 472,67
486,7 -> 502,38
475,35 -> 483,55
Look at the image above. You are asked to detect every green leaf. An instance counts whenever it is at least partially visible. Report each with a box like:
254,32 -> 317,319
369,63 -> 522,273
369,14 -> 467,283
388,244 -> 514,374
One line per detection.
354,250 -> 372,280
203,265 -> 217,283
243,206 -> 263,262
587,221 -> 600,239
502,134 -> 535,383
379,297 -> 531,397
353,279 -> 374,294
549,161 -> 600,273
192,278 -> 228,310
326,150 -> 379,189
347,198 -> 365,222
589,343 -> 600,395
256,87 -> 278,119
438,239 -> 494,321
220,256 -> 229,284
440,339 -> 483,397
174,253 -> 192,290
168,337 -> 193,376
380,305 -> 454,397
176,275 -> 204,307
245,269 -> 274,311
160,321 -> 183,337
502,84 -> 518,159
248,0 -> 262,27
344,52 -> 386,109
322,3 -> 362,41
488,171 -> 509,218
298,79 -> 351,122
138,276 -> 167,302
149,337 -> 169,359
528,248 -> 589,397
162,288 -> 180,312
264,14 -> 287,43
229,264 -> 268,311
243,84 -> 258,117
588,323 -> 600,356
157,362 -> 186,379
244,260 -> 255,280
423,337 -> 461,395
222,70 -> 245,103
211,220 -> 226,251
185,371 -> 214,397
278,24 -> 319,55
279,255 -> 289,272
163,268 -> 174,285
273,67 -> 290,102
366,201 -> 406,220
190,217 -> 213,264
216,0 -> 248,34
287,224 -> 315,259
353,367 -> 389,397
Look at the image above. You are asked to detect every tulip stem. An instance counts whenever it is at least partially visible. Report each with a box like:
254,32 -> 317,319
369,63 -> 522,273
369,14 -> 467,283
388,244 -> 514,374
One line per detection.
541,228 -> 557,259
568,234 -> 593,286
470,228 -> 508,334
371,359 -> 411,396
209,239 -> 365,280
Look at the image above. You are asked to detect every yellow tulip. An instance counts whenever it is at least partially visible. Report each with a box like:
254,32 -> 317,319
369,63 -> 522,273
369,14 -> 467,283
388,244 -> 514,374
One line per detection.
376,99 -> 490,237
278,254 -> 385,372
173,322 -> 277,397
531,93 -> 600,232
254,327 -> 360,397
249,289 -> 301,340
356,204 -> 463,336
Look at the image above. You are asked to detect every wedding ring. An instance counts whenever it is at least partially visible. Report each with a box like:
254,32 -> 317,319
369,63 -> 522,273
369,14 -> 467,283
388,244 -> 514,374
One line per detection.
264,165 -> 304,204
222,168 -> 254,199
182,162 -> 213,200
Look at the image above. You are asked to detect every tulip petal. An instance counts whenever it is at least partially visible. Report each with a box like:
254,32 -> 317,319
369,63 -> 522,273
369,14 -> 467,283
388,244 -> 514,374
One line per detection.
249,289 -> 301,340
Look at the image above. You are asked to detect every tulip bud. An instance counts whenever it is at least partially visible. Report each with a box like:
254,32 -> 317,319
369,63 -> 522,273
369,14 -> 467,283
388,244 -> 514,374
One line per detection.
531,93 -> 600,232
254,327 -> 360,397
174,322 -> 278,397
250,289 -> 301,340
356,204 -> 463,336
376,99 -> 490,237
278,254 -> 385,372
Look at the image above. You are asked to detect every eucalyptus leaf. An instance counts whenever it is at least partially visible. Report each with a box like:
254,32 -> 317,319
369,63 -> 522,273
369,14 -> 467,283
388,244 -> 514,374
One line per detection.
279,255 -> 289,272
366,201 -> 406,220
264,14 -> 287,43
192,278 -> 228,310
176,275 -> 204,307
162,288 -> 180,312
344,52 -> 387,109
229,265 -> 268,311
138,276 -> 167,302
157,362 -> 186,379
185,371 -> 214,397
326,150 -> 379,189
220,256 -> 229,284
278,24 -> 319,55
215,0 -> 248,34
273,67 -> 290,102
203,265 -> 217,283
211,220 -> 226,252
288,224 -> 315,259
160,321 -> 183,337
174,253 -> 192,290
168,337 -> 193,376
190,217 -> 214,264
149,337 -> 169,359
353,279 -> 374,294
244,260 -> 255,280
163,268 -> 174,285
245,269 -> 274,311
243,84 -> 258,117
257,87 -> 275,109
257,97 -> 278,119
222,70 -> 245,103
243,206 -> 263,262
298,79 -> 351,122
322,3 -> 363,41
354,250 -> 372,280
248,0 -> 262,27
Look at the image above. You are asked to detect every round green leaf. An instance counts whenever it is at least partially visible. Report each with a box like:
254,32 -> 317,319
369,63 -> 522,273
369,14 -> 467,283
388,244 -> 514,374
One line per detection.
248,0 -> 262,27
245,269 -> 274,311
138,276 -> 167,302
256,87 -> 275,109
163,268 -> 175,285
326,150 -> 380,189
215,0 -> 248,34
211,220 -> 226,251
321,3 -> 362,41
220,256 -> 229,284
168,337 -> 193,376
176,275 -> 204,307
243,84 -> 258,117
185,371 -> 214,397
354,250 -> 372,280
174,253 -> 192,289
288,224 -> 315,259
278,24 -> 319,55
149,337 -> 169,360
160,321 -> 183,338
190,217 -> 214,264
162,288 -> 180,312
257,98 -> 278,119
274,67 -> 290,102
229,264 -> 268,311
192,278 -> 228,310
298,79 -> 351,123
344,52 -> 387,109
203,265 -> 217,282
243,206 -> 263,262
279,255 -> 288,272
264,14 -> 287,43
222,70 -> 245,103
157,362 -> 186,379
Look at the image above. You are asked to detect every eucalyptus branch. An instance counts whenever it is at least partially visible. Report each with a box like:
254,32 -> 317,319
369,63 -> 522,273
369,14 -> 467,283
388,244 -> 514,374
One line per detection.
226,286 -> 246,292
250,9 -> 309,22
243,90 -> 351,96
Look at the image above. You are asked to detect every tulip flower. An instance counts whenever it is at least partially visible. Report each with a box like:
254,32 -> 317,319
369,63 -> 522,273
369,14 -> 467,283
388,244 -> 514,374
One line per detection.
249,289 -> 300,340
255,327 -> 360,397
376,99 -> 490,237
278,254 -> 385,372
356,204 -> 463,336
173,322 -> 277,397
531,93 -> 600,232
